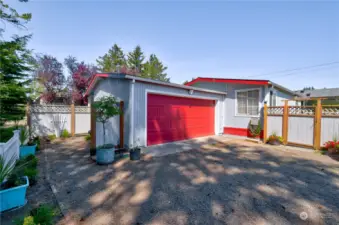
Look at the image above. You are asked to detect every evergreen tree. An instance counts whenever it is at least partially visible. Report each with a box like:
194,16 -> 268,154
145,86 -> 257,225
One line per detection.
0,0 -> 32,34
127,45 -> 145,73
142,54 -> 169,82
0,0 -> 33,124
96,44 -> 126,72
0,35 -> 33,124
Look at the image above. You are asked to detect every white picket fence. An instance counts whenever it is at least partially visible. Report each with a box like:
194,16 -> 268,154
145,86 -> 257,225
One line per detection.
0,130 -> 20,165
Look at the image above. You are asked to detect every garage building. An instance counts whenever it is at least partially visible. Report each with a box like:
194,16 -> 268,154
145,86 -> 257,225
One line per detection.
85,73 -> 226,147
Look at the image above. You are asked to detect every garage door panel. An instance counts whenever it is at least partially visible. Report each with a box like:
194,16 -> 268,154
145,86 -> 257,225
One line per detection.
147,94 -> 215,145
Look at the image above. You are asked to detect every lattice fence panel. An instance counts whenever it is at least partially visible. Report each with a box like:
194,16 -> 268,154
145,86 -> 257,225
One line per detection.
30,104 -> 71,113
322,106 -> 339,117
75,106 -> 90,113
267,107 -> 283,115
289,106 -> 315,116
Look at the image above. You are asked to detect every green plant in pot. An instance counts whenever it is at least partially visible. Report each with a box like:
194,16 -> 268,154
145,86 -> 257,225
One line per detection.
93,96 -> 122,164
249,121 -> 261,139
130,141 -> 141,161
0,154 -> 29,212
267,132 -> 284,145
19,127 -> 37,159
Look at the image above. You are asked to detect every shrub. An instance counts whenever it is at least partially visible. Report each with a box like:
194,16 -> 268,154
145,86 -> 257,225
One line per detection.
14,205 -> 56,225
19,127 -> 29,146
60,129 -> 70,138
47,134 -> 56,141
33,136 -> 40,150
249,121 -> 261,138
85,134 -> 91,141
0,154 -> 17,188
14,155 -> 38,186
267,132 -> 284,145
24,167 -> 38,185
16,155 -> 38,168
0,126 -> 23,142
22,216 -> 35,225
30,204 -> 55,225
323,138 -> 339,154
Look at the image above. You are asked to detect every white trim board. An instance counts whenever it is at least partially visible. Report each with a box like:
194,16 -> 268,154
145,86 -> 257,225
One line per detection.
144,89 -> 222,147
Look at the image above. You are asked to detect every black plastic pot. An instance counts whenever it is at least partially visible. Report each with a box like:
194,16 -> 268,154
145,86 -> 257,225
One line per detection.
130,148 -> 141,161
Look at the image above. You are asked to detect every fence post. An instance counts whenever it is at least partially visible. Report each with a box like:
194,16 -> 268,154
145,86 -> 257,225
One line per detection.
282,100 -> 289,145
71,104 -> 75,137
119,101 -> 124,148
314,99 -> 322,150
90,105 -> 96,149
26,103 -> 31,130
263,103 -> 268,143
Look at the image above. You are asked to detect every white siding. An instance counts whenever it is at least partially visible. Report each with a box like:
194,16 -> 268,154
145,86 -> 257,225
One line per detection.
133,82 -> 225,146
93,79 -> 130,147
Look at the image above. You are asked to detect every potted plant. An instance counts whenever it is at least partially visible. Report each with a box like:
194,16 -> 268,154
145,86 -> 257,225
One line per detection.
249,121 -> 261,139
19,127 -> 37,158
267,132 -> 284,145
324,138 -> 339,154
0,154 -> 29,212
93,96 -> 122,165
130,145 -> 141,161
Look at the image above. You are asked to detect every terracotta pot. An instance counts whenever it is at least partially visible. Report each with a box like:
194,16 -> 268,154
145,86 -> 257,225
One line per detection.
328,148 -> 339,154
268,140 -> 281,146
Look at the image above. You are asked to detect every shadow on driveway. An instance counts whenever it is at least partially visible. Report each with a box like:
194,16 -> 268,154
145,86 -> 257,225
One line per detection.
45,137 -> 339,225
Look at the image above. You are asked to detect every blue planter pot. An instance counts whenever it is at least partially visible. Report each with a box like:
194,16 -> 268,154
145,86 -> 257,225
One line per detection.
0,176 -> 29,212
96,148 -> 115,164
20,144 -> 37,158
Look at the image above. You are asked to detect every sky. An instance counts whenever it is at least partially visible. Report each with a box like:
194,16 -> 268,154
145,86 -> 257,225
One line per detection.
3,0 -> 339,90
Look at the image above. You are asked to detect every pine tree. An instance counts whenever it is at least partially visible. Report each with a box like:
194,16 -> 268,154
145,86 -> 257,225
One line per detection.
0,36 -> 33,124
127,45 -> 145,73
96,44 -> 126,72
142,54 -> 169,82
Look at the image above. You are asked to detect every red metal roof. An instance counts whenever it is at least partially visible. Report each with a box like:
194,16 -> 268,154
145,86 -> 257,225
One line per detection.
184,77 -> 269,86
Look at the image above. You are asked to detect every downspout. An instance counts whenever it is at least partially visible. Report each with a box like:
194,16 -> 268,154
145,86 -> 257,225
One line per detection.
129,79 -> 135,147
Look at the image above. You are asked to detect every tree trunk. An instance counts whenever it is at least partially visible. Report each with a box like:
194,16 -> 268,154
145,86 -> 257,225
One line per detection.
102,122 -> 105,146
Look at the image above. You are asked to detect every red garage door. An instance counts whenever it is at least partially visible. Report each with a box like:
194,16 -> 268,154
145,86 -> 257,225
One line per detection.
147,94 -> 215,146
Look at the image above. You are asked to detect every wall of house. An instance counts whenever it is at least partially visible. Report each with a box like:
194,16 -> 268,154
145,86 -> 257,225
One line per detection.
265,88 -> 297,106
224,84 -> 266,130
191,82 -> 266,132
192,82 -> 227,92
93,79 -> 131,147
133,82 -> 225,146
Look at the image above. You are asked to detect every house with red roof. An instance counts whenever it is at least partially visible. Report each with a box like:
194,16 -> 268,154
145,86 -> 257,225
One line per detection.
185,77 -> 299,137
86,74 -> 299,147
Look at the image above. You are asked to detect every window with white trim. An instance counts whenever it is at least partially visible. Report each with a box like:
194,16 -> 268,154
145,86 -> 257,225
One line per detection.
236,89 -> 260,116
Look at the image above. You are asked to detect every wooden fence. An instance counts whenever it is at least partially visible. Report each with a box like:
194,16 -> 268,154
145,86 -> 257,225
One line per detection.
263,100 -> 339,149
28,104 -> 91,137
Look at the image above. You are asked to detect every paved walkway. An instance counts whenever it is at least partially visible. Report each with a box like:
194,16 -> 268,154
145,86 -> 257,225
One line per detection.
43,137 -> 339,225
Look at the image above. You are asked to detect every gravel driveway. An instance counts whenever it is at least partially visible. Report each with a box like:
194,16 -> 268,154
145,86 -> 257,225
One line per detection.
45,137 -> 339,225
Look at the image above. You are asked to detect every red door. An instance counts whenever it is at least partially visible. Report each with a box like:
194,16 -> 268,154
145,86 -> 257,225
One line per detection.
147,94 -> 215,146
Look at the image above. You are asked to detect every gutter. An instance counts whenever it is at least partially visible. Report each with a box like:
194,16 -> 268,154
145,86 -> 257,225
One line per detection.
85,73 -> 227,97
124,75 -> 227,95
268,81 -> 302,97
